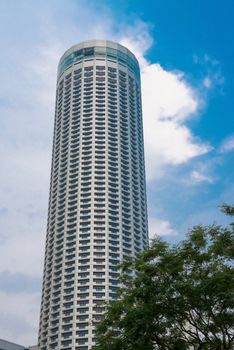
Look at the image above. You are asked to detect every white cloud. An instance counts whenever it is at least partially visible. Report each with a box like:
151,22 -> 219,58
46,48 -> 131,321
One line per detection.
120,21 -> 153,67
149,217 -> 177,238
120,29 -> 211,180
142,65 -> 210,180
220,134 -> 234,153
190,170 -> 214,184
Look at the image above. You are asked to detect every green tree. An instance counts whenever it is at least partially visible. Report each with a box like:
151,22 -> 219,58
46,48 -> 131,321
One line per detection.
94,205 -> 234,350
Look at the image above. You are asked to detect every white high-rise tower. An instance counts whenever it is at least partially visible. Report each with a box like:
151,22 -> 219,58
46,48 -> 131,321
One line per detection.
38,40 -> 148,350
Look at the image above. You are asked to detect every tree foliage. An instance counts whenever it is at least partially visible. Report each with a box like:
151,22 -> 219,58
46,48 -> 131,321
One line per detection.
94,205 -> 234,350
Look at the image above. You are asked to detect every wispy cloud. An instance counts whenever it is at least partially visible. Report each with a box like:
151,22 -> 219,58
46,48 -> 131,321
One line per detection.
190,170 -> 214,184
193,53 -> 225,92
220,134 -> 234,153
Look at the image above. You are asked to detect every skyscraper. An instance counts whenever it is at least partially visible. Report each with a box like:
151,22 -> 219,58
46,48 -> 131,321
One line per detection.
38,40 -> 148,350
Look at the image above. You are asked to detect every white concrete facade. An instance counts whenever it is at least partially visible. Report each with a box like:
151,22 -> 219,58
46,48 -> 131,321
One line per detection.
38,40 -> 148,350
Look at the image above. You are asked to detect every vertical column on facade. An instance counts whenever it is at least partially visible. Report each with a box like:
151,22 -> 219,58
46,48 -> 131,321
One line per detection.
58,72 -> 73,349
129,74 -> 141,255
69,67 -> 82,348
107,63 -> 120,303
76,64 -> 93,348
39,77 -> 64,349
88,64 -> 107,344
136,82 -> 148,247
48,77 -> 65,350
91,62 -> 108,348
76,64 -> 90,347
119,69 -> 133,262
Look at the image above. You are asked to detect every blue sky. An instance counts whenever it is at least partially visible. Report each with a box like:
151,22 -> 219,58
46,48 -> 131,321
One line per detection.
0,0 -> 233,345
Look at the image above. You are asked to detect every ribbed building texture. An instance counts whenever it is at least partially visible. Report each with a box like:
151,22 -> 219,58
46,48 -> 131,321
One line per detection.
38,40 -> 148,350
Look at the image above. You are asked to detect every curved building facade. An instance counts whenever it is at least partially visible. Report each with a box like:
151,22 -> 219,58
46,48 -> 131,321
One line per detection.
38,40 -> 148,350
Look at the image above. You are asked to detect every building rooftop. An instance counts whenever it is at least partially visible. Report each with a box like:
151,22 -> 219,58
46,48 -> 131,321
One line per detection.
0,339 -> 26,350
0,339 -> 38,350
57,39 -> 140,78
